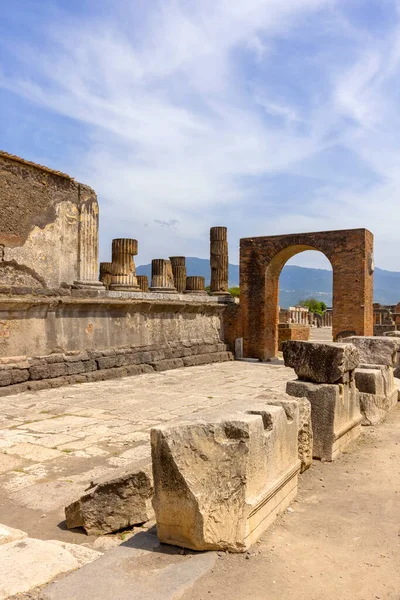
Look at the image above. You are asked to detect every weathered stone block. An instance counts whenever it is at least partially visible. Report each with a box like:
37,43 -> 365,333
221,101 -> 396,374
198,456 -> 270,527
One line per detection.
256,392 -> 313,473
151,403 -> 300,552
344,336 -> 397,367
65,361 -> 86,375
29,362 -> 67,380
65,467 -> 153,535
286,379 -> 361,461
10,369 -> 30,384
152,358 -> 184,372
283,341 -> 359,383
355,367 -> 398,425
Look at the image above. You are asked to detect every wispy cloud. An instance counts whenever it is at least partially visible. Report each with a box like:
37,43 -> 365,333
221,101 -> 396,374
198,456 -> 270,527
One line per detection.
1,0 -> 400,270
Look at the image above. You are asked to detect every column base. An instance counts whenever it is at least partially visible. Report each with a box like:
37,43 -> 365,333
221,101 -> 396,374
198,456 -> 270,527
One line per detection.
109,284 -> 141,292
209,291 -> 232,297
149,287 -> 178,293
73,280 -> 105,290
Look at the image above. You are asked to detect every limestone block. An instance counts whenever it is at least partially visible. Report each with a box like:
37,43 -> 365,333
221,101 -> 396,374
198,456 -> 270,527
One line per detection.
65,466 -> 153,535
151,403 -> 300,552
282,341 -> 359,383
0,523 -> 27,546
286,379 -> 361,461
355,367 -> 398,425
344,336 -> 397,367
255,392 -> 313,473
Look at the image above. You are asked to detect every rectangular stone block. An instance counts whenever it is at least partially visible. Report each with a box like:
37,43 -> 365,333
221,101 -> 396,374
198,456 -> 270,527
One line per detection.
355,367 -> 398,425
345,336 -> 397,367
286,379 -> 362,461
151,402 -> 301,552
283,341 -> 359,383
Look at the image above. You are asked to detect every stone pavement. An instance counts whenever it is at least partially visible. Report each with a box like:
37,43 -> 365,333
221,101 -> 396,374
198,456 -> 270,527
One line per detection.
0,362 -> 294,547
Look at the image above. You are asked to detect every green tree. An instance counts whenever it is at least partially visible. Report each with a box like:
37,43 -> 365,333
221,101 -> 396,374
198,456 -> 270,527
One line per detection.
229,286 -> 240,298
299,298 -> 326,316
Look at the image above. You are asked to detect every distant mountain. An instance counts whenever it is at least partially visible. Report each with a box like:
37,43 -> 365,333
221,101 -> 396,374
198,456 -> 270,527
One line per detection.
137,259 -> 400,307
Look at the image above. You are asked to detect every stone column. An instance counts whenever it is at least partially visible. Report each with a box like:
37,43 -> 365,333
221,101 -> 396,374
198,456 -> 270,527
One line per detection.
137,275 -> 149,292
184,276 -> 207,295
74,192 -> 104,289
150,259 -> 177,293
99,262 -> 113,288
210,226 -> 230,296
170,257 -> 186,293
110,239 -> 140,291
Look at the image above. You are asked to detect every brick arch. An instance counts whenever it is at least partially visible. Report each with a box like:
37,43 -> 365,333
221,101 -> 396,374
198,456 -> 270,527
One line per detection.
240,228 -> 374,360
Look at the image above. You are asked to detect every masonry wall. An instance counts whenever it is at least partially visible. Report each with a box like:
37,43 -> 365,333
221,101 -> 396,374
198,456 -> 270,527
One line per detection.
0,152 -> 99,288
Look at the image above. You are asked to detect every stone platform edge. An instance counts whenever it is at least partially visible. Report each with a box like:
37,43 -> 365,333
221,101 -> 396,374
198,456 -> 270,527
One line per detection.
0,341 -> 233,397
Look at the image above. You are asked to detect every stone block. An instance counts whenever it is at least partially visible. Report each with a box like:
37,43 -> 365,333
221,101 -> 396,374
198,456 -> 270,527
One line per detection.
256,392 -> 313,473
355,367 -> 398,425
151,403 -> 300,552
29,362 -> 67,380
344,336 -> 397,367
286,379 -> 361,461
65,361 -> 86,375
10,368 -> 30,384
283,341 -> 359,383
0,371 -> 12,387
152,358 -> 184,372
65,466 -> 153,535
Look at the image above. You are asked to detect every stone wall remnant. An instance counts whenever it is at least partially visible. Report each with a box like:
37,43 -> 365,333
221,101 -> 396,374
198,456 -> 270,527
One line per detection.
110,239 -> 140,291
284,341 -> 362,461
151,401 -> 300,552
149,259 -> 177,293
169,257 -> 186,293
240,229 -> 374,359
184,276 -> 207,295
210,227 -> 231,296
0,151 -> 102,289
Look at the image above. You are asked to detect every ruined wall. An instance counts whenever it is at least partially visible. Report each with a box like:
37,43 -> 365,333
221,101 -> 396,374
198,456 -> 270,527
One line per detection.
0,292 -> 227,357
0,152 -> 99,288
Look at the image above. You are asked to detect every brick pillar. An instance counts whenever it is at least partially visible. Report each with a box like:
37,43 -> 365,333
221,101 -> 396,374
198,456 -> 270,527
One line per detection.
137,275 -> 149,292
210,226 -> 231,296
110,238 -> 140,291
170,256 -> 187,293
99,262 -> 113,288
150,259 -> 177,293
184,276 -> 207,295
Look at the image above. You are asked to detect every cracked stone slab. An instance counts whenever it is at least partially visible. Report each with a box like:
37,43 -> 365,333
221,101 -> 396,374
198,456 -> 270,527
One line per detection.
0,537 -> 101,599
0,523 -> 27,545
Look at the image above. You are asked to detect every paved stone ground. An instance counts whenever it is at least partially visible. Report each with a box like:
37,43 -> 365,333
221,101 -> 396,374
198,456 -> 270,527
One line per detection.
0,362 -> 294,546
309,326 -> 333,342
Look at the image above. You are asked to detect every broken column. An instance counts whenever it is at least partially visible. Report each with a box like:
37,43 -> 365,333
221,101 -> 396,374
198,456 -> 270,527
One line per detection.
73,194 -> 104,289
344,336 -> 398,425
184,276 -> 207,295
170,257 -> 186,293
149,259 -> 177,293
99,262 -> 113,288
210,226 -> 231,296
283,341 -> 361,461
137,275 -> 149,292
151,401 -> 301,552
110,238 -> 140,291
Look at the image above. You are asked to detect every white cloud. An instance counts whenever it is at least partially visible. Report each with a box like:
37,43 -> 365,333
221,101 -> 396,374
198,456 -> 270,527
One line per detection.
2,0 -> 400,271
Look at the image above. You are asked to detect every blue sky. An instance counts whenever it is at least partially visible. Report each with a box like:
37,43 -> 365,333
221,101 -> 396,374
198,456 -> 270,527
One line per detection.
1,0 -> 400,269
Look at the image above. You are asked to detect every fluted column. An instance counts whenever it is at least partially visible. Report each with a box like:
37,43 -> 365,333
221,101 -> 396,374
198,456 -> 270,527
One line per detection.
110,238 -> 140,291
137,275 -> 149,292
74,192 -> 104,288
184,276 -> 207,295
149,259 -> 177,293
99,262 -> 113,288
210,226 -> 230,296
170,256 -> 187,293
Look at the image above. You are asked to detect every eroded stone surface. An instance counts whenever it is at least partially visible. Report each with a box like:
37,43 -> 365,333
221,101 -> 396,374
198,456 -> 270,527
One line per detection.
65,465 -> 153,535
151,402 -> 300,552
283,341 -> 359,383
345,336 -> 397,367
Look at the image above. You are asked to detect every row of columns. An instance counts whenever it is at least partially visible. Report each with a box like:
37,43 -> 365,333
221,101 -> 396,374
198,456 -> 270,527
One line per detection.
288,307 -> 309,325
99,226 -> 231,296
